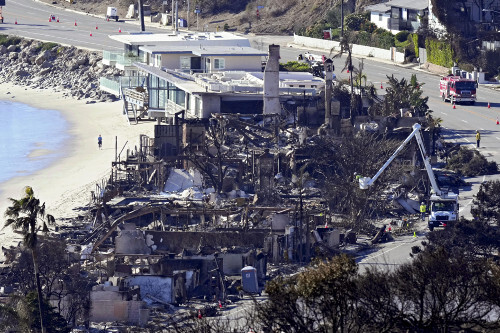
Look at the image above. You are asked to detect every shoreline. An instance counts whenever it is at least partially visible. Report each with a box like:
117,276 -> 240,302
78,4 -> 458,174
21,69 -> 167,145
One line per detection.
0,83 -> 154,261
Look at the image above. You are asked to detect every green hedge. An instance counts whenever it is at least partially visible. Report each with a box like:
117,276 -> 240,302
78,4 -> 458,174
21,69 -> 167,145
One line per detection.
280,61 -> 310,72
425,38 -> 454,67
412,34 -> 419,57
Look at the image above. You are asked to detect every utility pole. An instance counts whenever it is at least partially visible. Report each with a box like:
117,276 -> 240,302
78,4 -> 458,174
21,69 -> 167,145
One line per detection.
186,0 -> 190,30
340,0 -> 344,39
175,0 -> 179,31
138,0 -> 145,31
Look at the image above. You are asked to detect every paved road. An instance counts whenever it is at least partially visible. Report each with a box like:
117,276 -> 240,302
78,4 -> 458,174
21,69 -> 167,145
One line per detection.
1,0 -> 167,50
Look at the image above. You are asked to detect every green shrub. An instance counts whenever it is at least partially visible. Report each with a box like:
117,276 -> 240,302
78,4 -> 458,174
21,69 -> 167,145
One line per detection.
223,23 -> 229,31
330,28 -> 341,40
357,31 -> 372,46
41,42 -> 58,51
395,31 -> 410,42
425,38 -> 454,67
374,30 -> 395,49
0,35 -> 21,47
412,34 -> 419,57
395,39 -> 410,48
359,21 -> 377,33
280,61 -> 310,72
344,13 -> 366,31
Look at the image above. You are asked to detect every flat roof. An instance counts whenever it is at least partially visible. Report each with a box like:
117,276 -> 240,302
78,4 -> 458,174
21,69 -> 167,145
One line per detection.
365,3 -> 390,12
366,0 -> 427,11
140,45 -> 267,57
109,31 -> 250,46
193,46 -> 267,57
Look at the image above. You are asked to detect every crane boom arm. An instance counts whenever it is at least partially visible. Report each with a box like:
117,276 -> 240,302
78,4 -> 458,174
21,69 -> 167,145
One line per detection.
359,123 -> 441,195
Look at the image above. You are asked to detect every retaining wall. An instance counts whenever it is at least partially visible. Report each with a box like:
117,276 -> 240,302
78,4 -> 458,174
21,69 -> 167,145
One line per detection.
293,34 -> 405,63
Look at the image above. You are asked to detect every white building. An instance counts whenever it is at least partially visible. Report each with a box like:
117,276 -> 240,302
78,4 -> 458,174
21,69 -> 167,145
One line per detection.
366,0 -> 428,34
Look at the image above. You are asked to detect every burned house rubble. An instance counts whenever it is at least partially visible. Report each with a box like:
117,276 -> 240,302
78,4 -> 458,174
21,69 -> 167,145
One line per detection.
47,111 -> 445,328
0,45 -> 463,330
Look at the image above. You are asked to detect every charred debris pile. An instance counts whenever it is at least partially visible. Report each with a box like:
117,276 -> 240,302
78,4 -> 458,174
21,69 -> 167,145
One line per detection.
0,112 -> 471,328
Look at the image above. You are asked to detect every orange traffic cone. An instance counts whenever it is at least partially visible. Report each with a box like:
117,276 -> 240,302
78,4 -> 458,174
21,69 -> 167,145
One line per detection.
453,102 -> 456,109
380,83 -> 384,89
96,25 -> 98,30
15,19 -> 17,25
488,102 -> 491,108
496,118 -> 499,125
49,17 -> 52,22
388,226 -> 392,232
218,300 -> 223,309
57,17 -> 59,23
107,17 -> 110,22
346,69 -> 349,73
90,32 -> 93,37
118,27 -> 122,33
197,310 -> 202,319
74,20 -> 77,26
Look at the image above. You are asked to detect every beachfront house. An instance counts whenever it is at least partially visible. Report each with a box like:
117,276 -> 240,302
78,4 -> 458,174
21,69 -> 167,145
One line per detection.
99,31 -> 327,124
365,0 -> 428,33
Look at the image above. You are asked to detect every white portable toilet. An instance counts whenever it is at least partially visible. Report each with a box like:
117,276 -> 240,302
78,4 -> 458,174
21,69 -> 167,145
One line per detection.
241,266 -> 259,294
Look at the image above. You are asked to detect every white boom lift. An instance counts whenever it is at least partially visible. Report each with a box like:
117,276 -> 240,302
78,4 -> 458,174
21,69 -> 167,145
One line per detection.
359,123 -> 459,231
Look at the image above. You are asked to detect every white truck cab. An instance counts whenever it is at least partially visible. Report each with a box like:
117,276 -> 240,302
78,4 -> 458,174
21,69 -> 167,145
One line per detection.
106,7 -> 119,22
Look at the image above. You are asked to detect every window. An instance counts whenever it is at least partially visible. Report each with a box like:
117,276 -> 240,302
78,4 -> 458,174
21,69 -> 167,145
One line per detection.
214,58 -> 225,69
180,57 -> 191,70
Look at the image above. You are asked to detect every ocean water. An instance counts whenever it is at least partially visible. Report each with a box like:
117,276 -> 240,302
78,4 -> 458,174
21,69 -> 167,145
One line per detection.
0,100 -> 68,184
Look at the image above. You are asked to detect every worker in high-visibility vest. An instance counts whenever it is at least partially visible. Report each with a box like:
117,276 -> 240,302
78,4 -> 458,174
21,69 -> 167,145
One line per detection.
420,202 -> 427,221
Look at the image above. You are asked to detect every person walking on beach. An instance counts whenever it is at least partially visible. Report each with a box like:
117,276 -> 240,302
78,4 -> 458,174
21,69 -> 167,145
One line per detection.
476,130 -> 481,148
98,135 -> 102,150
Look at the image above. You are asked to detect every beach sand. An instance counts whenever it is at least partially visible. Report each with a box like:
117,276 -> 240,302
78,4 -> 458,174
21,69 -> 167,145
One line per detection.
0,84 -> 154,260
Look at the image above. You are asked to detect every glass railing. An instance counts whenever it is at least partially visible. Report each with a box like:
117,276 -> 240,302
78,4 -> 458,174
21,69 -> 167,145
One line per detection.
99,77 -> 121,93
102,50 -> 121,63
99,76 -> 148,95
116,54 -> 143,67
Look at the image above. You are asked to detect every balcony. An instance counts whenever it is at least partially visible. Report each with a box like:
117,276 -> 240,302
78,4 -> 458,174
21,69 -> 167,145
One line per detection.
102,51 -> 144,70
99,76 -> 148,96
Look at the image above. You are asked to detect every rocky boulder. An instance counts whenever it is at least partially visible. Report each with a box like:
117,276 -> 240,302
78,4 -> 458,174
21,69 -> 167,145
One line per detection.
15,70 -> 30,77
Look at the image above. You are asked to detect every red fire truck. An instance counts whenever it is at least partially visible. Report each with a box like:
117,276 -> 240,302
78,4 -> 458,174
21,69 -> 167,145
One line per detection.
439,74 -> 477,105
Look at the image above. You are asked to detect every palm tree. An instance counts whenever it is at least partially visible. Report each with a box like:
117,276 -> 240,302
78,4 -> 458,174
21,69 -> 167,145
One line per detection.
4,186 -> 55,333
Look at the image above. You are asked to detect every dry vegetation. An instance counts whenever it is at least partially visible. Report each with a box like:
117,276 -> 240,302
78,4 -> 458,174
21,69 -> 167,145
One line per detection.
43,0 -> 382,34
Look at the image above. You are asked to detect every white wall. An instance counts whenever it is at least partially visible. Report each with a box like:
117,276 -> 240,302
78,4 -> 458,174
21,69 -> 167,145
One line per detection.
293,34 -> 405,63
370,11 -> 391,30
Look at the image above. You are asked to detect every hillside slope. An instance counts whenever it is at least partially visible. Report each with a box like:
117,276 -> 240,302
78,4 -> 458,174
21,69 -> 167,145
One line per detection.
41,0 -> 381,35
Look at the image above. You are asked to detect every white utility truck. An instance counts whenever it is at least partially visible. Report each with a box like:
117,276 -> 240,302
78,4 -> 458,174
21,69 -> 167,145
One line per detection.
359,123 -> 459,231
106,7 -> 119,21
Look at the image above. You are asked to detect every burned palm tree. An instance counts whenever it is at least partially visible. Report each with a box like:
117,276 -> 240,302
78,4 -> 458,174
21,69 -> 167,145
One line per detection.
330,32 -> 359,124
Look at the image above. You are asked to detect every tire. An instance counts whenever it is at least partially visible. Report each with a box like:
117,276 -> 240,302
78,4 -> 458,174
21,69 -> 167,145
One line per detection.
442,93 -> 445,102
115,17 -> 118,22
470,101 -> 475,105
429,226 -> 434,231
